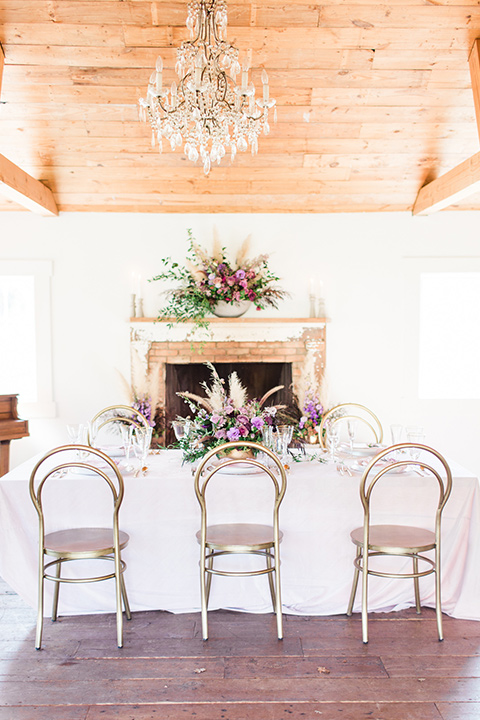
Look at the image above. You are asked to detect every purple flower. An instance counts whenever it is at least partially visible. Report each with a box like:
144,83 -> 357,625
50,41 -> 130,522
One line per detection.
211,413 -> 221,424
215,429 -> 227,439
227,427 -> 240,441
237,414 -> 249,426
251,416 -> 265,430
236,269 -> 246,280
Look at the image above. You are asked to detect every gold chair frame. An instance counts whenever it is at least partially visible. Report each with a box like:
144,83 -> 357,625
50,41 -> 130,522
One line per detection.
346,443 -> 452,644
29,444 -> 131,650
318,402 -> 383,449
89,404 -> 150,444
194,441 -> 287,641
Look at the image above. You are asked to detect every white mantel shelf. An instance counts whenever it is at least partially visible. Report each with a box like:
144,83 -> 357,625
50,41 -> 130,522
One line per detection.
129,317 -> 328,344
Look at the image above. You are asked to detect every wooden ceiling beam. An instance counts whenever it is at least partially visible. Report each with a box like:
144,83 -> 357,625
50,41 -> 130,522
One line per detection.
412,151 -> 480,215
469,39 -> 480,139
0,154 -> 58,216
412,38 -> 480,215
0,44 -> 4,97
0,44 -> 58,216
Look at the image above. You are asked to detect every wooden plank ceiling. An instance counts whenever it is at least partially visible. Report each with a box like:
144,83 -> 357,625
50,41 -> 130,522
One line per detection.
1,1 -> 480,214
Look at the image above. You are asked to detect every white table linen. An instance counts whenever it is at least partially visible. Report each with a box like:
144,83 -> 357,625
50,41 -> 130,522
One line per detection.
0,449 -> 479,620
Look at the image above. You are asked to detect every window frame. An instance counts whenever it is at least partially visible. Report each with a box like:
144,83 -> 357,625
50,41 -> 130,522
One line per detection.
0,260 -> 55,418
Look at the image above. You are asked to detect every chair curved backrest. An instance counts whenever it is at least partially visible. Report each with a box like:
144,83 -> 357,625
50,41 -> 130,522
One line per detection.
194,441 -> 288,532
359,443 -> 452,529
89,405 -> 150,445
29,444 -> 125,532
318,403 -> 383,449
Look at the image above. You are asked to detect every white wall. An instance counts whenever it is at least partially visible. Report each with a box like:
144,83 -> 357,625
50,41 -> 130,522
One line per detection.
1,210 -> 479,476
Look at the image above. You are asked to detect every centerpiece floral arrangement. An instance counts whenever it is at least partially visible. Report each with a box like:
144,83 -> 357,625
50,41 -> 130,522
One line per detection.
150,229 -> 288,330
175,362 -> 284,463
118,351 -> 165,440
293,351 -> 328,443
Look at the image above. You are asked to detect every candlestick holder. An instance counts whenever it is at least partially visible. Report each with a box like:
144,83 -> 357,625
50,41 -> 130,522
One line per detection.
135,297 -> 144,318
317,297 -> 326,318
309,294 -> 317,318
130,294 -> 136,318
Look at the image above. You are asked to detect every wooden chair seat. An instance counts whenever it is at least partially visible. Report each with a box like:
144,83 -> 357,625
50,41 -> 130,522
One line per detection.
196,523 -> 283,551
350,524 -> 435,554
45,528 -> 130,558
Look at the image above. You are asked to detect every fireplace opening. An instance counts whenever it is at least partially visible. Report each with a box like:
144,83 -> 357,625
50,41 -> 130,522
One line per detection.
165,362 -> 294,445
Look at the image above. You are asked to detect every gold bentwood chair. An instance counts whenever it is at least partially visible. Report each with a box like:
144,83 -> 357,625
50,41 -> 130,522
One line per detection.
29,445 -> 131,650
346,443 -> 453,644
89,405 -> 150,445
317,403 -> 383,450
194,441 -> 287,641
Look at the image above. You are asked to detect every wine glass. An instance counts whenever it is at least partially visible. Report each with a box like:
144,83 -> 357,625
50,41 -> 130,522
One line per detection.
347,420 -> 357,451
120,424 -> 135,471
407,430 -> 425,465
66,423 -> 86,445
326,421 -> 340,462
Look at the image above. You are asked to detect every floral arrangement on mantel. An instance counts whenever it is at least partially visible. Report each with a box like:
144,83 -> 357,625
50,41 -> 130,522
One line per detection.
150,229 -> 288,331
175,362 -> 284,463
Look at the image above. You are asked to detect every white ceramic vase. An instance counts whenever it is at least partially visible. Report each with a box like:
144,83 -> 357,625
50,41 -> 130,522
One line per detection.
212,300 -> 251,318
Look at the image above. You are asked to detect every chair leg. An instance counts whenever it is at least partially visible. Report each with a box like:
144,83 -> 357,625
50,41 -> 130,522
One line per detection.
200,545 -> 209,641
412,556 -> 421,614
435,547 -> 444,641
347,546 -> 361,616
114,554 -> 124,648
273,542 -> 283,640
120,571 -> 131,620
35,553 -> 45,650
205,549 -> 214,606
51,558 -> 62,622
266,548 -> 276,611
361,547 -> 369,644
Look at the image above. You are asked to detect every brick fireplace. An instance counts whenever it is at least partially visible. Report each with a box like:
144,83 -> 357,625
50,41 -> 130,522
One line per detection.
130,317 -> 327,443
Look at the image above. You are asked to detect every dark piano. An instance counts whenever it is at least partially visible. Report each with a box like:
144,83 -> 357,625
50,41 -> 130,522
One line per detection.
0,394 -> 29,476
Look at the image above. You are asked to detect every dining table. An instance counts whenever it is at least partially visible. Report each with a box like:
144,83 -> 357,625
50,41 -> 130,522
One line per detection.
0,445 -> 479,621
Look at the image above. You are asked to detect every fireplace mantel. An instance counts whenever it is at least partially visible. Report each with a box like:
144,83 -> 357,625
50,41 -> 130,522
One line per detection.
130,316 -> 328,344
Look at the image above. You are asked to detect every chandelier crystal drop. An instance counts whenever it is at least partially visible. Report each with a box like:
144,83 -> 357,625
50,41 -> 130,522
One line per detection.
138,0 -> 276,175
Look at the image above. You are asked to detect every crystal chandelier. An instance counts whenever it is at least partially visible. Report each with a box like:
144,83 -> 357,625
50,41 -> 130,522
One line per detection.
138,0 -> 276,175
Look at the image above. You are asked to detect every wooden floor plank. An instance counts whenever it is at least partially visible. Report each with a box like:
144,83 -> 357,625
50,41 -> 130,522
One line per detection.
0,577 -> 480,718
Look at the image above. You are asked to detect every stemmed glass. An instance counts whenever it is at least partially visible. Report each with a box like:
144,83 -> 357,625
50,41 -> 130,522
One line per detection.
132,426 -> 153,474
347,420 -> 357,451
66,423 -> 89,461
276,425 -> 293,465
326,421 -> 340,462
407,428 -> 425,467
120,425 -> 135,471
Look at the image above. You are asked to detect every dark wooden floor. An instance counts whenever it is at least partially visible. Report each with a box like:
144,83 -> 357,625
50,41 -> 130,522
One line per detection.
1,577 -> 480,719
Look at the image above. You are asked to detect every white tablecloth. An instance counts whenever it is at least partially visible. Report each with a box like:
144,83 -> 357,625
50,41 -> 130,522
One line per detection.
0,449 -> 479,620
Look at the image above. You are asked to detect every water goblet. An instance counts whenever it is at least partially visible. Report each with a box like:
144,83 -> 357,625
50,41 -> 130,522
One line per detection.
277,425 -> 293,464
132,426 -> 153,474
171,420 -> 185,441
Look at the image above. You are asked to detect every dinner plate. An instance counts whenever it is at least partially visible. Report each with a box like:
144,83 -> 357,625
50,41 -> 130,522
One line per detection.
208,460 -> 266,475
339,443 -> 384,458
97,445 -> 124,459
349,458 -> 410,475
